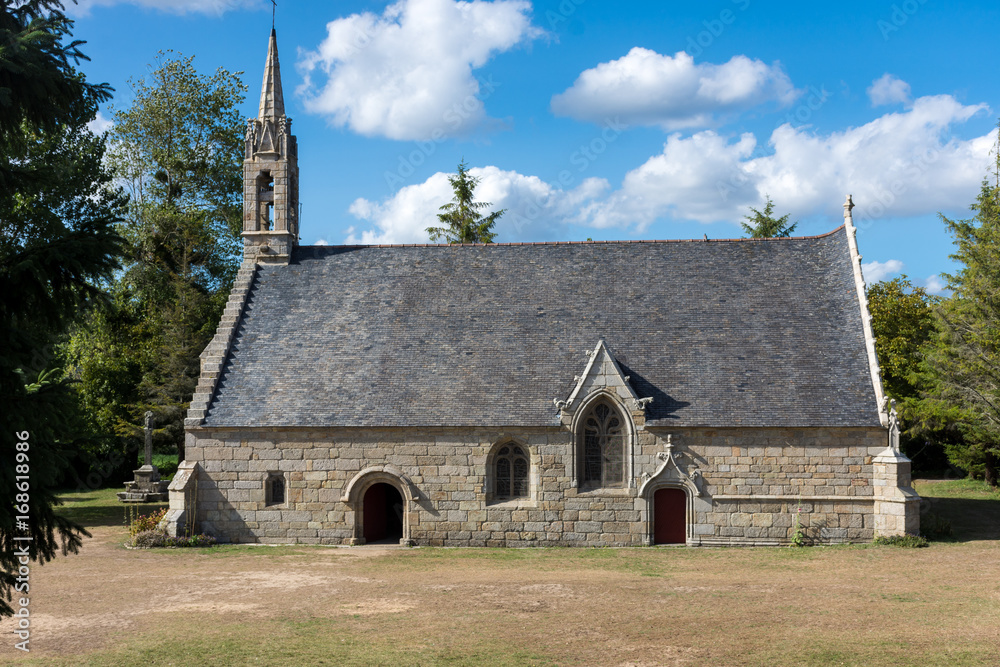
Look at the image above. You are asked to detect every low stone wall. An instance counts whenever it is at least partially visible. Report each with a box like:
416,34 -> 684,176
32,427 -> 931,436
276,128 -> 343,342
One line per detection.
178,424 -> 910,547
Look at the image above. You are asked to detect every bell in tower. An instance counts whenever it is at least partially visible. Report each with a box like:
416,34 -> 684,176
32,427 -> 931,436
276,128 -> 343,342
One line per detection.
243,28 -> 299,264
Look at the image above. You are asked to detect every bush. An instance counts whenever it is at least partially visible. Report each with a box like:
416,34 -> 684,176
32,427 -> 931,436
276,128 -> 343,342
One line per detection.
128,529 -> 217,549
132,529 -> 168,548
127,507 -> 167,538
920,512 -> 954,540
873,534 -> 929,548
152,454 -> 179,480
170,534 -> 217,548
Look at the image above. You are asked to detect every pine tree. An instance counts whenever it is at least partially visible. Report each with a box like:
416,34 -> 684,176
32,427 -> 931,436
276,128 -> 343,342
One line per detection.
926,122 -> 1000,486
1,0 -> 125,617
427,161 -> 504,244
741,195 -> 797,238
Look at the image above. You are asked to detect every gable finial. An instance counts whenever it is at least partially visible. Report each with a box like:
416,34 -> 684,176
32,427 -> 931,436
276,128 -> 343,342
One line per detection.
843,194 -> 854,224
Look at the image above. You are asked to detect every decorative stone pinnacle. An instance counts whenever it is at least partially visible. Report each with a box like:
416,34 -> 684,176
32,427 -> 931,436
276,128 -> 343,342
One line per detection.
258,28 -> 285,120
843,194 -> 855,217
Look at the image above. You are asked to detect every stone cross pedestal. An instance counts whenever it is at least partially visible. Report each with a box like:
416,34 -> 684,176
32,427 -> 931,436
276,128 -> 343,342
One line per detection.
117,411 -> 170,503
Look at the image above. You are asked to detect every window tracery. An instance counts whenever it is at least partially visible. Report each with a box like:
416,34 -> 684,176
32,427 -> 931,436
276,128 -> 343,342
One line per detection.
581,400 -> 625,487
494,444 -> 529,499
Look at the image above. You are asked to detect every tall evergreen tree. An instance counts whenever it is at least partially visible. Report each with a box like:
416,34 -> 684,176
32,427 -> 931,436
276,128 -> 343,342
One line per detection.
1,0 -> 125,617
926,122 -> 1000,486
427,161 -> 504,244
741,195 -> 798,238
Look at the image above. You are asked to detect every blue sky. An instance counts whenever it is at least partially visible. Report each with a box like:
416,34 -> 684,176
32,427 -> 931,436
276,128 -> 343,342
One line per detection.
69,0 -> 1000,292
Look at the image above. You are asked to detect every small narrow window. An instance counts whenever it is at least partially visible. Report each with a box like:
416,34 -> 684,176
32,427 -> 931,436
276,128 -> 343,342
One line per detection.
494,445 -> 529,500
266,473 -> 285,506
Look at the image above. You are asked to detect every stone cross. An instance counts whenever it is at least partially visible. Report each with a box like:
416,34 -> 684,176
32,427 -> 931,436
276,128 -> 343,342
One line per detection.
144,411 -> 154,468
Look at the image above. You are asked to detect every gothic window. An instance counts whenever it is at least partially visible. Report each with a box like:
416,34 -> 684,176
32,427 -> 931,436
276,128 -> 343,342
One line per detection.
494,444 -> 529,500
266,473 -> 285,506
580,400 -> 625,488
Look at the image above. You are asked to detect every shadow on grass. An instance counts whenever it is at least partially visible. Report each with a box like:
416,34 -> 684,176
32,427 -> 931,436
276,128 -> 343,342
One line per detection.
920,496 -> 1000,541
56,488 -> 167,529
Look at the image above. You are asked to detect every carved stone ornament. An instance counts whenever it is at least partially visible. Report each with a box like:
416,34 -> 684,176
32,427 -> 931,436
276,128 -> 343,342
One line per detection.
632,397 -> 653,411
637,435 -> 702,497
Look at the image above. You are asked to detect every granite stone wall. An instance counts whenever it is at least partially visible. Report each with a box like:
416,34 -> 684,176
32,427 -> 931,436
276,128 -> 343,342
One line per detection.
179,423 -> 910,547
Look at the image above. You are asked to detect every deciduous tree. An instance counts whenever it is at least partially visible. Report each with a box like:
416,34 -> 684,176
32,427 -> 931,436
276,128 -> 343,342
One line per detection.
73,52 -> 246,464
68,53 -> 246,463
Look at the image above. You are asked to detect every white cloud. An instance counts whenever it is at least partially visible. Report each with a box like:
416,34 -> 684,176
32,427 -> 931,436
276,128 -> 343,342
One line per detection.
551,49 -> 799,130
924,274 -> 948,295
70,0 -> 262,16
862,259 -> 904,283
86,111 -> 113,135
345,166 -> 607,244
298,0 -> 543,141
868,73 -> 911,107
313,238 -> 329,246
578,94 -> 993,230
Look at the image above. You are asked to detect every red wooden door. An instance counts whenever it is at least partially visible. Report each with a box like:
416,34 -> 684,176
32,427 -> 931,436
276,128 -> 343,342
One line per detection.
653,488 -> 687,544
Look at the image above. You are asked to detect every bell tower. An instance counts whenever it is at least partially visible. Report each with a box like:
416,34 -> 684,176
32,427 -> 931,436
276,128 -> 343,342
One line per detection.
243,28 -> 298,264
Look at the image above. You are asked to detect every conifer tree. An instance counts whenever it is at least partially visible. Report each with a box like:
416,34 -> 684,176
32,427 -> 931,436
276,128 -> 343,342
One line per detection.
925,122 -> 1000,486
741,195 -> 797,238
427,161 -> 504,244
1,0 -> 125,617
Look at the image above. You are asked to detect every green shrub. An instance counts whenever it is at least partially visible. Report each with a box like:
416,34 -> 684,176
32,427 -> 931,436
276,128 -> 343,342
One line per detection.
873,534 -> 929,548
171,534 -> 217,548
152,454 -> 179,479
132,529 -> 168,548
127,507 -> 167,538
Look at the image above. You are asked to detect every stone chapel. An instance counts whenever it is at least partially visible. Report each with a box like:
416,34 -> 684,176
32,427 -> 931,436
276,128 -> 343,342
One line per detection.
163,29 -> 920,546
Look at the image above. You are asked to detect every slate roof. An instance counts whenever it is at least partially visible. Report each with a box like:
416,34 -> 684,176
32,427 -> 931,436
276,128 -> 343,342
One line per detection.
203,226 -> 882,428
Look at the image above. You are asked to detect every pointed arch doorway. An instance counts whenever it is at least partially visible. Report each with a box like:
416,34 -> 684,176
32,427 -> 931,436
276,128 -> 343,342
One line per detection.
653,487 -> 687,544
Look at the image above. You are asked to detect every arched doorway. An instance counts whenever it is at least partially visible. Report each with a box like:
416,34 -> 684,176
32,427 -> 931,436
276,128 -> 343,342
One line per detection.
653,487 -> 687,544
362,483 -> 404,544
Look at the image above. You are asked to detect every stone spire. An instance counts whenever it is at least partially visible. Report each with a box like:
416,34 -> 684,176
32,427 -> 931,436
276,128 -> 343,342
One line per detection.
242,28 -> 299,265
258,28 -> 285,120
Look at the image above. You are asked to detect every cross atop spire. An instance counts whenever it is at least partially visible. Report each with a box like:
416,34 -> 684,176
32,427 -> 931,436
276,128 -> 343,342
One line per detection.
258,28 -> 285,120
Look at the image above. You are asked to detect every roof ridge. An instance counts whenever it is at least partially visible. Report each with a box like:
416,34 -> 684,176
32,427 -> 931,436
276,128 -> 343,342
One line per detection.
306,225 -> 846,249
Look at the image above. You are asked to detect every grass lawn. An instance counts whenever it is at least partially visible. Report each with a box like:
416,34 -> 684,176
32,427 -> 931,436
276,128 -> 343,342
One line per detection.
4,479 -> 995,666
